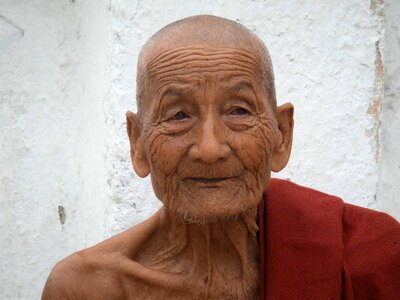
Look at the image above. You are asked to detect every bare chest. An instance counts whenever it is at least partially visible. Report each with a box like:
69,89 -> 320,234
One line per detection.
110,257 -> 260,300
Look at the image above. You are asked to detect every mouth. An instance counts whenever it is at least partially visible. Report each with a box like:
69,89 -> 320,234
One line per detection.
185,176 -> 238,187
188,177 -> 230,182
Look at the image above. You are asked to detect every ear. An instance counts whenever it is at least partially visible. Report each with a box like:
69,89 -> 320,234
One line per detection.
126,111 -> 150,178
271,102 -> 294,172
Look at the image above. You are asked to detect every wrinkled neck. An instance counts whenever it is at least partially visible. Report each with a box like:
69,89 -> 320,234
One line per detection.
157,207 -> 260,299
159,207 -> 259,249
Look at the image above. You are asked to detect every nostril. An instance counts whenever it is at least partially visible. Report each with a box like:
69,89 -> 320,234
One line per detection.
189,142 -> 231,164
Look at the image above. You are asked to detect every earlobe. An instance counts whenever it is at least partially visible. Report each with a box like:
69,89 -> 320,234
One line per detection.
271,103 -> 294,172
132,142 -> 150,178
126,111 -> 150,178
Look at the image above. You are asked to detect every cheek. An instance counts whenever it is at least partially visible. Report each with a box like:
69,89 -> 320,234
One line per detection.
146,131 -> 189,176
145,131 -> 188,202
230,121 -> 276,171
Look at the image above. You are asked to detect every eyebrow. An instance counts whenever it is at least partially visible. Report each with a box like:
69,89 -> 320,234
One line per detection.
220,77 -> 256,93
159,84 -> 194,104
224,80 -> 257,102
219,78 -> 262,109
231,81 -> 254,93
157,81 -> 197,96
162,88 -> 187,98
154,84 -> 195,116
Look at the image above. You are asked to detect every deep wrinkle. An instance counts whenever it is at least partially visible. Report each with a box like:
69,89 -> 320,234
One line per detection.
146,46 -> 263,88
155,77 -> 263,125
142,45 -> 277,223
225,80 -> 261,110
146,46 -> 263,72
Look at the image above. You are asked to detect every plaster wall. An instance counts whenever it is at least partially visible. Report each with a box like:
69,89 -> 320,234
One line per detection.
0,2 -> 82,298
0,1 -> 398,299
378,0 -> 400,220
0,1 -> 110,298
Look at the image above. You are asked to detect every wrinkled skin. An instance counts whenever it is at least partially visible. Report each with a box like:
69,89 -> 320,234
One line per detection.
141,46 -> 277,222
42,15 -> 294,300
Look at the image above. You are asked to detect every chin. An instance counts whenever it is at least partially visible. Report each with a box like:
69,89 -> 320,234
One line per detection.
166,184 -> 262,224
151,170 -> 269,224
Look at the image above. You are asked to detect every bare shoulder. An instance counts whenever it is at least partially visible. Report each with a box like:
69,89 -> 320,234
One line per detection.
42,211 -> 162,299
42,242 -> 131,299
42,252 -> 92,299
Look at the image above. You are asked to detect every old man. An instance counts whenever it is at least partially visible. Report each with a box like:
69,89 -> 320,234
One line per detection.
42,15 -> 399,299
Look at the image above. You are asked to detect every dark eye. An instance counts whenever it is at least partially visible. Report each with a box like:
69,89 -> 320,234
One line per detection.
173,111 -> 189,120
230,107 -> 250,116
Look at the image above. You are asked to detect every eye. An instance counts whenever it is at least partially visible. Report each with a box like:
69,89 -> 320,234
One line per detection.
229,107 -> 250,116
172,111 -> 189,120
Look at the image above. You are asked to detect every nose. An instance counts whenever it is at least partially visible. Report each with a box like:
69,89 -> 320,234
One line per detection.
188,115 -> 231,164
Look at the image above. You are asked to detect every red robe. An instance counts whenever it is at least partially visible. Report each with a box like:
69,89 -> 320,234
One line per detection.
258,179 -> 400,299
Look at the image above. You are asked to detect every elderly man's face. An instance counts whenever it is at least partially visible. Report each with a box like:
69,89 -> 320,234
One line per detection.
128,45 -> 293,222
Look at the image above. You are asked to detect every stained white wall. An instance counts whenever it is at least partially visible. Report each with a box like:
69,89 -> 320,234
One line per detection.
378,0 -> 400,220
0,1 -> 398,299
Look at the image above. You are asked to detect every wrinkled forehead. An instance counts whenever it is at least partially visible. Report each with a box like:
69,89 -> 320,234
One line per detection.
144,45 -> 264,94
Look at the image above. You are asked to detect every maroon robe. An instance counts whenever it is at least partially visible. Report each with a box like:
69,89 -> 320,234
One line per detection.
258,179 -> 400,299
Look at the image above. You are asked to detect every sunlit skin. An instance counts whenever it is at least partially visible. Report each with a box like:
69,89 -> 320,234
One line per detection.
42,15 -> 294,300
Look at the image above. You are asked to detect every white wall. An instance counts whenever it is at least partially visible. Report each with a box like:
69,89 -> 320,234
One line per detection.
1,2 -> 83,298
0,1 -> 398,299
0,1 -> 110,298
378,0 -> 400,220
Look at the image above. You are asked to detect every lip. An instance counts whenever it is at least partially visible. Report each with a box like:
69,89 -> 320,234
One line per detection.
184,176 -> 240,189
186,177 -> 234,183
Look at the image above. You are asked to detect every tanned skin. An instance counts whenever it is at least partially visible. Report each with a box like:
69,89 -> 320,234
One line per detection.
42,15 -> 294,300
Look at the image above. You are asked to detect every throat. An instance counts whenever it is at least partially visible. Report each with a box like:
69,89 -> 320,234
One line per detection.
140,207 -> 260,299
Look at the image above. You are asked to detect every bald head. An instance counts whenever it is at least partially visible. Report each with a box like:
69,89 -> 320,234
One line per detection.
136,15 -> 276,114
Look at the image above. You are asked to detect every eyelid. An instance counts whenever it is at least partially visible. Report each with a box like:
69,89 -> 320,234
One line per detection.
157,97 -> 183,116
168,110 -> 190,121
230,106 -> 250,113
162,107 -> 193,123
225,99 -> 254,113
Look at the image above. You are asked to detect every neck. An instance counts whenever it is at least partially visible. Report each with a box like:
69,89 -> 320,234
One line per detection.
150,207 -> 260,299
